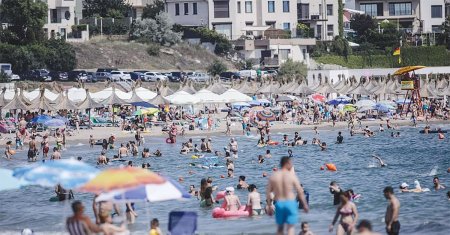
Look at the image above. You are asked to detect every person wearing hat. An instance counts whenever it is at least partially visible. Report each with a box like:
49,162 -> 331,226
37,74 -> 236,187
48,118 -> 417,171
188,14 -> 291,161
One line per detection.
399,183 -> 410,193
224,187 -> 241,212
247,184 -> 263,216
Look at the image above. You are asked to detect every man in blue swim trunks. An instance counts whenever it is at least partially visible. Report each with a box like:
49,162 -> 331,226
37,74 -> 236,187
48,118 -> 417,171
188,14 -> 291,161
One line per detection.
266,156 -> 309,235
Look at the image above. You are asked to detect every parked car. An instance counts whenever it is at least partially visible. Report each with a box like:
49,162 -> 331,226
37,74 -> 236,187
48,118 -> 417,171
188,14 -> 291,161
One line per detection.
23,69 -> 51,81
94,72 -> 111,82
266,70 -> 278,77
219,71 -> 240,80
238,70 -> 257,80
86,72 -> 97,82
110,71 -> 131,81
68,70 -> 88,81
96,68 -> 118,73
134,70 -> 149,74
188,72 -> 210,82
130,72 -> 145,81
144,72 -> 168,82
49,71 -> 68,81
170,71 -> 185,82
9,74 -> 20,81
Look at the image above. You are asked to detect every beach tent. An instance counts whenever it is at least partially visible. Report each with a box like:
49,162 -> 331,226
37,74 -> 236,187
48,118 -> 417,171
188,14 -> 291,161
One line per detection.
289,82 -> 314,95
67,88 -> 87,102
347,83 -> 373,96
55,93 -> 78,110
149,94 -> 169,106
158,86 -> 175,97
78,90 -> 103,109
3,90 -> 29,110
134,87 -> 157,100
207,82 -> 228,94
257,83 -> 280,94
220,89 -> 252,103
177,84 -> 197,94
193,89 -> 225,103
315,82 -> 338,94
237,82 -> 258,94
165,91 -> 200,105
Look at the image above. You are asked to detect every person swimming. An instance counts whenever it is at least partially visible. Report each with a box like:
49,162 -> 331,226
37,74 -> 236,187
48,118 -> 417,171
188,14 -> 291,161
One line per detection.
373,155 -> 387,167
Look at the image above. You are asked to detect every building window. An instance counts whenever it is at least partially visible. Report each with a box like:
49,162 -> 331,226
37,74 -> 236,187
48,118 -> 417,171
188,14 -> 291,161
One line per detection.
327,24 -> 334,36
283,22 -> 290,30
319,4 -> 322,16
431,5 -> 442,18
298,3 -> 309,19
327,4 -> 333,15
317,25 -> 322,38
214,1 -> 230,18
266,21 -> 276,28
245,1 -> 252,13
389,2 -> 412,16
360,3 -> 383,17
283,1 -> 289,13
268,1 -> 275,13
237,1 -> 241,13
184,3 -> 189,15
193,3 -> 198,15
432,25 -> 442,33
175,3 -> 180,16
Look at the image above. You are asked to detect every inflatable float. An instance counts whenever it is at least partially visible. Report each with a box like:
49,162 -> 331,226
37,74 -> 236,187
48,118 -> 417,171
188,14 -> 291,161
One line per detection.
419,130 -> 447,134
257,144 -> 266,147
166,138 -> 176,144
267,141 -> 279,146
212,206 -> 250,218
325,163 -> 337,171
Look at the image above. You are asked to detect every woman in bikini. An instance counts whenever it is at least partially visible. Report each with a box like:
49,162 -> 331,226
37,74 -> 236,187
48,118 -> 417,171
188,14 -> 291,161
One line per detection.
329,192 -> 359,235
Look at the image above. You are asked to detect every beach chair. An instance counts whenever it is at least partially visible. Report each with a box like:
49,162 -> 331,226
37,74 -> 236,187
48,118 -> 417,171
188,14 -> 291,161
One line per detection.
168,211 -> 197,235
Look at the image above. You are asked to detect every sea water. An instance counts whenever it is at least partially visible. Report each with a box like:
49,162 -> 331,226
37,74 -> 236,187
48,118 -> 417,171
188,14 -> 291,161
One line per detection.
0,124 -> 449,234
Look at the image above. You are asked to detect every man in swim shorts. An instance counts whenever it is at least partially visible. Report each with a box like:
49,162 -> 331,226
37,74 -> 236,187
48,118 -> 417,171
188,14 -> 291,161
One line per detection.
118,144 -> 128,158
384,186 -> 400,235
266,156 -> 309,235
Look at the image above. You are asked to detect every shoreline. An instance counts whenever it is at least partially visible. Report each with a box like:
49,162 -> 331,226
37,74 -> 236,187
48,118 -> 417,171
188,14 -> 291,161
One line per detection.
3,118 -> 449,148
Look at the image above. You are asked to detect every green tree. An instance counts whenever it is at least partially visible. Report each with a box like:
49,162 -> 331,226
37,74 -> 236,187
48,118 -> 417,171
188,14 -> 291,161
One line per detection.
350,14 -> 376,43
83,0 -> 132,18
331,36 -> 352,61
142,0 -> 165,19
207,59 -> 227,76
0,0 -> 47,45
338,0 -> 344,37
44,38 -> 77,72
130,12 -> 182,45
278,59 -> 307,77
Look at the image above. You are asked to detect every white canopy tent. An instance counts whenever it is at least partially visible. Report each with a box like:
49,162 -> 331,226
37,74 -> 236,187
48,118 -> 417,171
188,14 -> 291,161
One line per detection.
134,87 -> 157,100
193,89 -> 225,103
220,89 -> 252,103
165,91 -> 201,105
67,88 -> 87,102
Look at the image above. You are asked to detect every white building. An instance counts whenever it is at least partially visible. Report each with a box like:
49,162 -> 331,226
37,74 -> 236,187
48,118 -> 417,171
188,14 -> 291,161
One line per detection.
165,0 -> 299,40
42,0 -> 77,38
297,0 -> 341,41
127,0 -> 156,18
354,0 -> 446,34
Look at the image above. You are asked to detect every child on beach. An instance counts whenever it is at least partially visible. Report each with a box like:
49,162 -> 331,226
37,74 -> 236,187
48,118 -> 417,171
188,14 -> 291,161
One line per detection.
149,218 -> 162,235
5,141 -> 13,159
89,135 -> 94,148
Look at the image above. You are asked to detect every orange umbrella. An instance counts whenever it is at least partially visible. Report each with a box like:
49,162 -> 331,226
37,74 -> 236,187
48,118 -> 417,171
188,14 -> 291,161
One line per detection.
77,167 -> 166,194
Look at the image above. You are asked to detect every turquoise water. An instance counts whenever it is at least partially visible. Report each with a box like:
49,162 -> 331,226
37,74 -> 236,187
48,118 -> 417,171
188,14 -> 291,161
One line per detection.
0,124 -> 449,234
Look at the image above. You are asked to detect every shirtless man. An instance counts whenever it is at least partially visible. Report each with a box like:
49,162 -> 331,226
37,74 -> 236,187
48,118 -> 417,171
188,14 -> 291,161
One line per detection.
28,136 -> 38,162
384,186 -> 400,235
266,156 -> 309,235
41,136 -> 49,159
373,155 -> 387,167
118,144 -> 128,158
67,201 -> 104,235
97,151 -> 107,165
228,138 -> 238,158
247,184 -> 263,216
51,147 -> 61,160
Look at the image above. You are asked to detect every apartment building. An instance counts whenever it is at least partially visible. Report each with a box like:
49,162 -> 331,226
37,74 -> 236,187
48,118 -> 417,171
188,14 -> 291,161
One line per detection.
127,0 -> 156,18
446,0 -> 450,17
355,0 -> 446,34
165,0 -> 299,40
297,0 -> 341,41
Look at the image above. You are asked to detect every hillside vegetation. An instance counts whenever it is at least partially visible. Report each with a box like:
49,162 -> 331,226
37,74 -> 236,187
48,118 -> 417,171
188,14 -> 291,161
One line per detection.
71,40 -> 235,71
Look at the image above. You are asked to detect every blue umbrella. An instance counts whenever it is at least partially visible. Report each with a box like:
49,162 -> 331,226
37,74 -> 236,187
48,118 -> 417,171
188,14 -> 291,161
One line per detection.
131,101 -> 158,108
327,99 -> 349,105
44,118 -> 66,128
95,177 -> 191,203
395,98 -> 411,104
0,168 -> 29,191
31,115 -> 52,124
13,158 -> 99,189
54,115 -> 69,123
375,103 -> 393,113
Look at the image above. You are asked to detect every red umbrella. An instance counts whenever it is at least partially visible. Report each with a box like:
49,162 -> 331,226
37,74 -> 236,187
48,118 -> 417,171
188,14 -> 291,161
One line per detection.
311,93 -> 326,103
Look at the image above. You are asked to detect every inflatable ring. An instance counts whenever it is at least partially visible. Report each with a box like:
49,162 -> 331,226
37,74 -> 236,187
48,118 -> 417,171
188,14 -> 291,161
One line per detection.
212,206 -> 250,218
8,150 -> 16,155
267,141 -> 279,146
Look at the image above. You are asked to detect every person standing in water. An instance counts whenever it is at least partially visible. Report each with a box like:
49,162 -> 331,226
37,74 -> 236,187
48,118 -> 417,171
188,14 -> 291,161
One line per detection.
384,186 -> 401,235
329,192 -> 359,235
247,184 -> 263,216
266,156 -> 309,235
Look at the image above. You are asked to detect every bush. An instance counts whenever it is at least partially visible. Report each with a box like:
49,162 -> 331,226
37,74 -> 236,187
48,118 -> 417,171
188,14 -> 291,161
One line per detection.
146,44 -> 160,56
214,41 -> 231,55
130,12 -> 182,45
278,59 -> 307,77
207,59 -> 227,76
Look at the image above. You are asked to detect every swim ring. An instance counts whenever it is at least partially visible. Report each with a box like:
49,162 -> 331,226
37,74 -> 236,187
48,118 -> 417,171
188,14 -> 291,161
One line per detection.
166,138 -> 175,144
212,206 -> 250,218
267,141 -> 279,146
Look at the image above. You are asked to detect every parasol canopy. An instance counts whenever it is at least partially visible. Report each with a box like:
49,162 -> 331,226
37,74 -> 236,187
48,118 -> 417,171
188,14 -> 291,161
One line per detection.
310,93 -> 326,103
0,168 -> 29,191
393,66 -> 426,75
256,109 -> 276,122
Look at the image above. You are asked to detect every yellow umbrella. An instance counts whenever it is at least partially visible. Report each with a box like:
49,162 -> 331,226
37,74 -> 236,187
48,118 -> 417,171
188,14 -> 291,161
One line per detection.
77,167 -> 166,193
393,66 -> 426,75
145,108 -> 159,115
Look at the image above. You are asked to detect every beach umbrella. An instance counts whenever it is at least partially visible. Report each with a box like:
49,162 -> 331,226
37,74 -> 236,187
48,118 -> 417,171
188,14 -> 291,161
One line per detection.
393,66 -> 426,75
133,108 -> 159,116
276,96 -> 293,102
327,96 -> 351,105
95,177 -> 190,203
130,102 -> 158,108
193,89 -> 225,103
343,104 -> 356,112
310,93 -> 326,103
0,168 -> 29,191
256,109 -> 276,122
44,118 -> 66,128
13,158 -> 99,189
78,167 -> 166,194
249,99 -> 271,106
375,103 -> 393,113
165,91 -> 201,105
149,94 -> 169,106
145,108 -> 159,115
395,98 -> 411,104
220,89 -> 252,103
31,115 -> 52,123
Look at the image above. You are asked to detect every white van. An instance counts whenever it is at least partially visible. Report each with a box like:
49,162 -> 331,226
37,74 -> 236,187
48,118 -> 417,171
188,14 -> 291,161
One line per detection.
238,70 -> 257,79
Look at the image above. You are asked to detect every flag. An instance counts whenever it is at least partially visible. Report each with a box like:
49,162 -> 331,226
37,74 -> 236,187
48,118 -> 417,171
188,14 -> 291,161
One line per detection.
393,47 -> 401,56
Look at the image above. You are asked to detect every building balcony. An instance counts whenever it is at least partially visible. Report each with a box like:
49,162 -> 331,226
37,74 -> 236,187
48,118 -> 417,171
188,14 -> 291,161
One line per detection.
263,58 -> 279,67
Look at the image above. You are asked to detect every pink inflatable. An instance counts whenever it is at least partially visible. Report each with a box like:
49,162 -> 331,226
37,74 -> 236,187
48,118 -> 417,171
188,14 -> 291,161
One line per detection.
215,191 -> 226,201
212,206 -> 250,218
